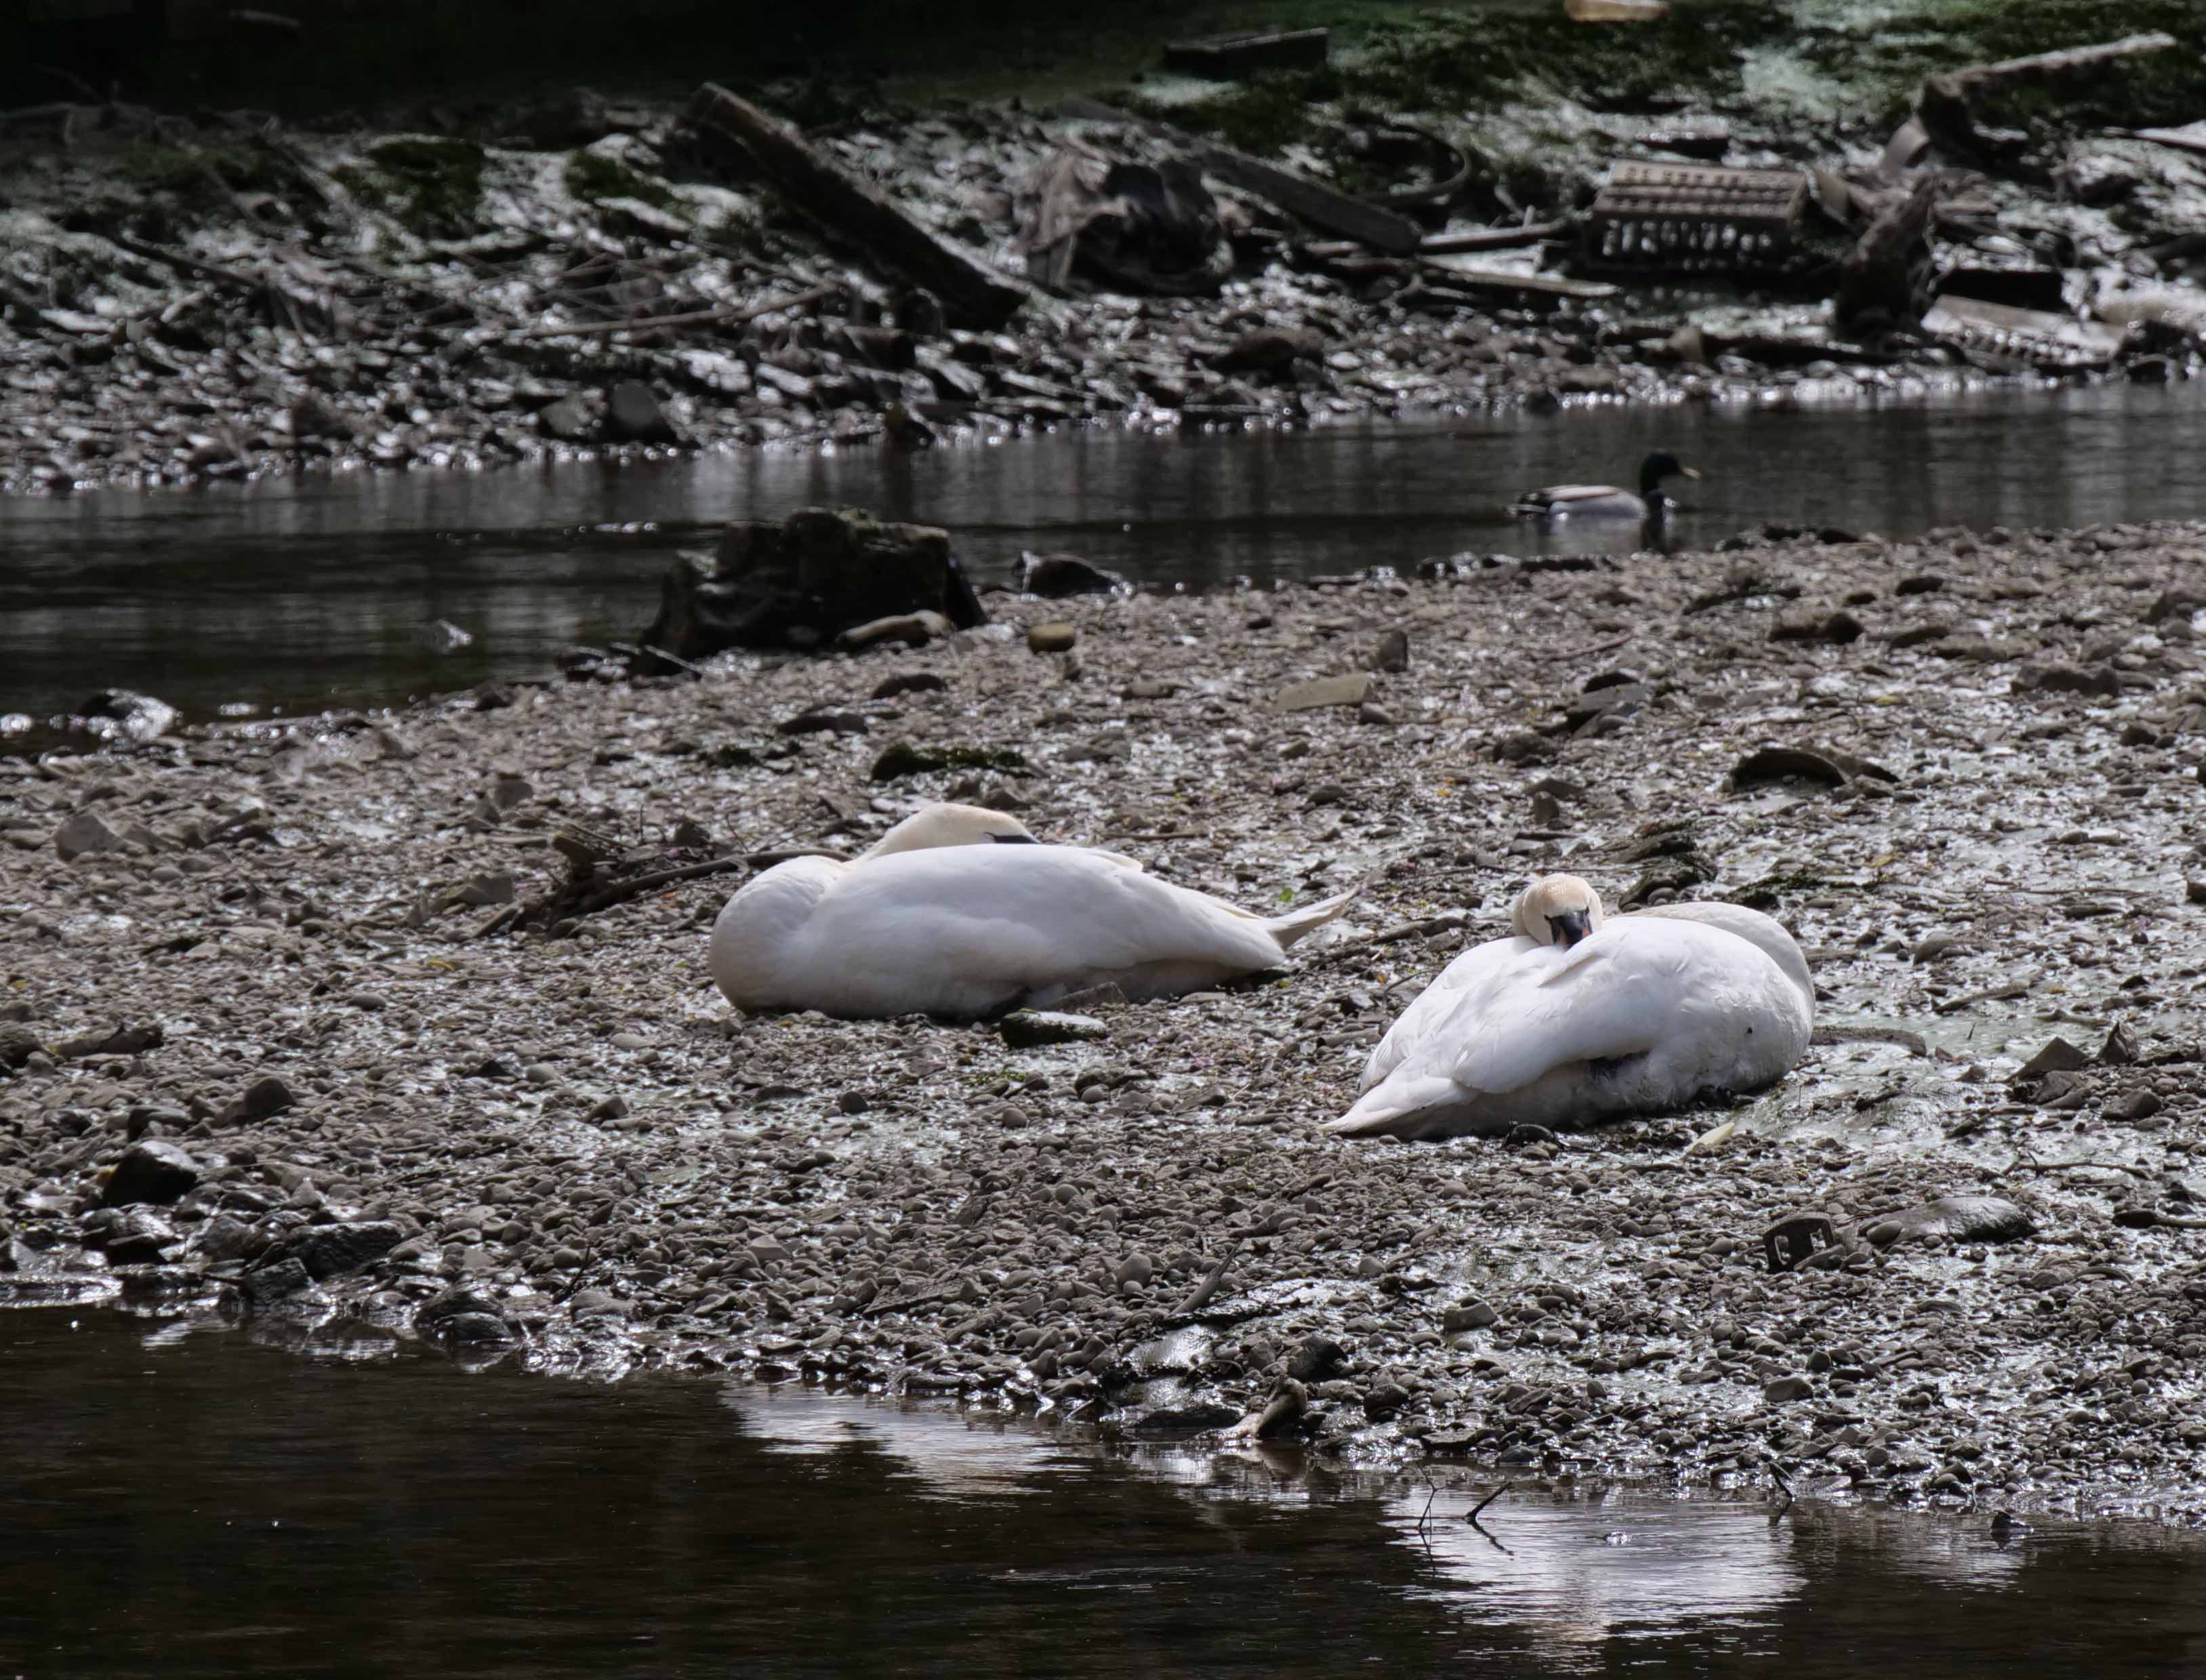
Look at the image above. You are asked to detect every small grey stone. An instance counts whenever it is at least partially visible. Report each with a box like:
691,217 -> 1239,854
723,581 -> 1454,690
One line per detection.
2018,1038 -> 2090,1079
1765,1374 -> 1814,1404
999,1010 -> 1108,1049
277,1220 -> 403,1282
219,1075 -> 296,1126
1443,1299 -> 1499,1333
1026,622 -> 1078,655
538,392 -> 602,442
236,1255 -> 314,1307
2098,1023 -> 2140,1067
1284,1335 -> 1345,1382
605,378 -> 677,443
54,811 -> 125,862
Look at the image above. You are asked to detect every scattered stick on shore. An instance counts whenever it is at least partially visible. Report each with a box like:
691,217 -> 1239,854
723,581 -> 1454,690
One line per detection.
687,83 -> 1031,330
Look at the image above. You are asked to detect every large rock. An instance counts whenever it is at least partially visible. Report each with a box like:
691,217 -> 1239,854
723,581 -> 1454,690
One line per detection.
640,507 -> 986,661
102,1140 -> 201,1208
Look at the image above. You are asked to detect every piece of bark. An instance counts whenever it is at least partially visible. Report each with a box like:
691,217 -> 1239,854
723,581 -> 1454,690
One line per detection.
1060,96 -> 1422,254
686,84 -> 1029,330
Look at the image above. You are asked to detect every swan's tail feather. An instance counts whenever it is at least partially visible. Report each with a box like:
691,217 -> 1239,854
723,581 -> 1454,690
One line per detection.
1322,1071 -> 1464,1139
1263,880 -> 1362,949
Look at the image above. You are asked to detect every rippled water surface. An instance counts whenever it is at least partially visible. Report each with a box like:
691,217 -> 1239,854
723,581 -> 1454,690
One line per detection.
5,1309 -> 2204,1677
4,382 -> 2206,726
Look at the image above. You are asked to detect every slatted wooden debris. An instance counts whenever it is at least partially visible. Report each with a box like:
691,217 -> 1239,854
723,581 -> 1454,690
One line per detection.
1920,297 -> 2125,370
1583,161 -> 1808,274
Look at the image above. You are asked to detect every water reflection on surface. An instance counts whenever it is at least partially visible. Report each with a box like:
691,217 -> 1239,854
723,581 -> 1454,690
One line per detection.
3,381 -> 2206,725
18,1310 -> 2192,1679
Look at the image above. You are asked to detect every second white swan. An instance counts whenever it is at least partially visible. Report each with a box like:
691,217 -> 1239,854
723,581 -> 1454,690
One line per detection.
1326,874 -> 1813,1141
710,802 -> 1358,1019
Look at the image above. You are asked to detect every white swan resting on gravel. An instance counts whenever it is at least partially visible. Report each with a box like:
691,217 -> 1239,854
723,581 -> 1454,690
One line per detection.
1326,874 -> 1813,1141
710,802 -> 1359,1019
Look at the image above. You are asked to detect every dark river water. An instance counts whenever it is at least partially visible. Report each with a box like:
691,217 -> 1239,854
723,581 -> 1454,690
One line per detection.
4,1307 -> 2204,1678
4,382 -> 2206,729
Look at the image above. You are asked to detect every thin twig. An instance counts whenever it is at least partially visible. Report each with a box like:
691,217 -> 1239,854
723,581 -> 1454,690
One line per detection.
575,854 -> 749,916
1469,1481 -> 1511,1521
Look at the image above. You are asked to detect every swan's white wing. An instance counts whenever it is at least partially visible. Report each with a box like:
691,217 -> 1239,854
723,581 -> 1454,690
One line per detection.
1451,919 -> 1786,1094
1449,928 -> 1669,1094
1359,933 -> 1529,1092
794,847 -> 1289,1009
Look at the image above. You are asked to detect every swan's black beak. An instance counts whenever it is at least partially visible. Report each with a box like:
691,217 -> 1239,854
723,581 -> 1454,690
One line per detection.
1546,909 -> 1592,948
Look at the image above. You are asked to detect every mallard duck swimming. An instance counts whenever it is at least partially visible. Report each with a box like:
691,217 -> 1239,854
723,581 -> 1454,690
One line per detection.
1513,449 -> 1701,523
1325,874 -> 1812,1141
709,803 -> 1358,1019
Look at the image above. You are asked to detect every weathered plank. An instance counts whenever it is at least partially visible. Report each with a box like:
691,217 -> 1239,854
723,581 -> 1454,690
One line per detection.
1162,29 -> 1329,78
1418,255 -> 1618,300
686,83 -> 1029,331
1059,96 -> 1423,254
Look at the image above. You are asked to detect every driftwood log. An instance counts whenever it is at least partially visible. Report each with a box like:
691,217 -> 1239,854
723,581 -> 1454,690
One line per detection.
1059,96 -> 1423,254
685,83 -> 1029,331
1915,31 -> 2176,161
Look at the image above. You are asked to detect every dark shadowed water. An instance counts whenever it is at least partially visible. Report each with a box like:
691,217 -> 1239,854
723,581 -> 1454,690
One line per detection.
4,382 -> 2206,729
4,1308 -> 2204,1678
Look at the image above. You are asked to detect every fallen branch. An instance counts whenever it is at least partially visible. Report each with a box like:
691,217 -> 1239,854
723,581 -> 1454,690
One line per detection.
103,232 -> 263,291
1223,1376 -> 1307,1441
687,84 -> 1030,330
574,854 -> 748,917
1168,1240 -> 1242,1317
1917,33 -> 2173,161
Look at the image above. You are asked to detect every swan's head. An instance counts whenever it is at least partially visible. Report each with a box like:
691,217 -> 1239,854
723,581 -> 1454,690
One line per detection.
1512,874 -> 1606,949
861,802 -> 1037,860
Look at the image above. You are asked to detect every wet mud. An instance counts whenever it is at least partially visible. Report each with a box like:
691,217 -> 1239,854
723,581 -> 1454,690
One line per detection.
5,514 -> 2206,1524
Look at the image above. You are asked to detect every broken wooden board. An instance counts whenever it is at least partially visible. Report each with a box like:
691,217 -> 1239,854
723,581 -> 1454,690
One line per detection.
2133,119 -> 2206,158
1922,295 -> 2125,369
1584,161 -> 1807,274
1418,255 -> 1618,300
687,83 -> 1030,331
1945,30 -> 2176,94
2092,285 -> 2206,346
1059,96 -> 1423,254
1301,222 -> 1566,262
1162,29 -> 1329,78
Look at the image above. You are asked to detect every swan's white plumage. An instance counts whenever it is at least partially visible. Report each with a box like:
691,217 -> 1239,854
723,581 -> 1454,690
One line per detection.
710,803 -> 1355,1019
1331,880 -> 1812,1141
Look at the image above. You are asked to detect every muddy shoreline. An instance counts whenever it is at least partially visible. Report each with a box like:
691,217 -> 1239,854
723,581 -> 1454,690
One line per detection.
5,514 -> 2206,1523
6,2 -> 2206,497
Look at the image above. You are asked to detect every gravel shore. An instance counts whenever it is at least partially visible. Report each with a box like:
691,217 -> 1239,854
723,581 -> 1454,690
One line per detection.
5,513 -> 2206,1523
